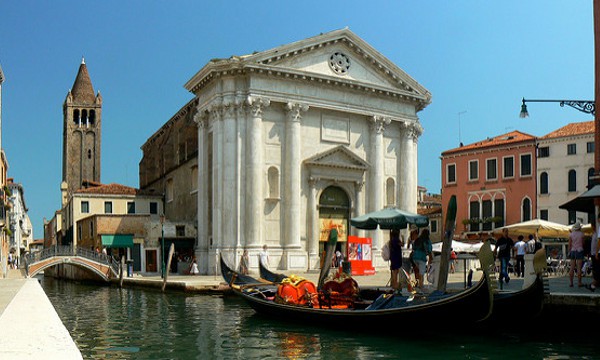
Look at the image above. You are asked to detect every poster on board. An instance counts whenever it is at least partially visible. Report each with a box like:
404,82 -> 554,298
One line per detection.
347,235 -> 375,275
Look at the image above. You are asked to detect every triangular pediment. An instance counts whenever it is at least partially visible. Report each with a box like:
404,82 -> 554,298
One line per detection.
304,145 -> 369,171
243,28 -> 429,100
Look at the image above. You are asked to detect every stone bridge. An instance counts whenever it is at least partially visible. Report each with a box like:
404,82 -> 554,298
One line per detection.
25,246 -> 120,281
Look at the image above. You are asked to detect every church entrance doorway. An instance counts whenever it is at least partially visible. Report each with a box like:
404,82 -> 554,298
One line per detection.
318,186 -> 350,269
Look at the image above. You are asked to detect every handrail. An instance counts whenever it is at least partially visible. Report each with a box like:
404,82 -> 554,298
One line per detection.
25,246 -> 120,277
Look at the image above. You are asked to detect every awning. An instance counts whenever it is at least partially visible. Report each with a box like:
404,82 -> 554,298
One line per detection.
101,234 -> 134,248
558,184 -> 600,214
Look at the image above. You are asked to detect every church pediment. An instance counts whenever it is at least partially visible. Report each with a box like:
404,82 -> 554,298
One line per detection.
185,28 -> 431,106
304,145 -> 369,171
243,28 -> 430,101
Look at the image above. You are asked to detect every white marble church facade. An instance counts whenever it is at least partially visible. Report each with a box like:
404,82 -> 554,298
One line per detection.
184,29 -> 431,274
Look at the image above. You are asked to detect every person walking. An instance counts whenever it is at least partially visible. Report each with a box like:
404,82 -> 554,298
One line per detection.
389,229 -> 403,291
239,249 -> 249,275
494,228 -> 514,286
259,244 -> 270,269
588,220 -> 599,292
568,221 -> 585,288
514,235 -> 527,277
412,228 -> 433,290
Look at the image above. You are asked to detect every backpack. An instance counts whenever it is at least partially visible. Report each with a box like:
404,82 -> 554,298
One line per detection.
381,241 -> 390,261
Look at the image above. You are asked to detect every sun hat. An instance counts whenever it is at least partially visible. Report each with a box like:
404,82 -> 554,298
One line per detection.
572,221 -> 582,231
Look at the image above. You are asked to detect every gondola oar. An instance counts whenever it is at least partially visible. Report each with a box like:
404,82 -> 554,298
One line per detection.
317,226 -> 338,290
437,195 -> 456,292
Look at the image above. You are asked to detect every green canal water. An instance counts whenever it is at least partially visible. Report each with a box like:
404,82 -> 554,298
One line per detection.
40,276 -> 598,359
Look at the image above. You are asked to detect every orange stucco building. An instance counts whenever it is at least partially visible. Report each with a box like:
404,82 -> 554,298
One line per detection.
441,131 -> 537,239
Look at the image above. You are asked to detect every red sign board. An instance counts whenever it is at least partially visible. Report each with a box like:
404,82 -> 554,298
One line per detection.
347,235 -> 375,275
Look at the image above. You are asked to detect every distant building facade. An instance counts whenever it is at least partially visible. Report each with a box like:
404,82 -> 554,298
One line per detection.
143,28 -> 431,274
537,121 -> 595,225
0,64 -> 10,277
441,131 -> 537,238
7,179 -> 33,261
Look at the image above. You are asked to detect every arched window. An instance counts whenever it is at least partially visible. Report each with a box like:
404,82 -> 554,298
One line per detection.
522,198 -> 531,222
73,109 -> 80,125
568,169 -> 577,192
89,110 -> 96,126
588,168 -> 595,189
540,172 -> 549,194
268,166 -> 280,199
386,177 -> 395,207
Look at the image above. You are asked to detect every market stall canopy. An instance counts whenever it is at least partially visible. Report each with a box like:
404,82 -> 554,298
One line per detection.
350,207 -> 429,230
492,219 -> 571,238
558,184 -> 600,214
432,240 -> 494,254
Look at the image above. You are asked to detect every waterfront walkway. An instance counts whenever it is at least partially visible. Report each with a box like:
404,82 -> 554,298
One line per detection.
1,268 -> 599,359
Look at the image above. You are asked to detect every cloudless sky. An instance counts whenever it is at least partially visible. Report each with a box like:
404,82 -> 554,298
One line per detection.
0,1 -> 595,237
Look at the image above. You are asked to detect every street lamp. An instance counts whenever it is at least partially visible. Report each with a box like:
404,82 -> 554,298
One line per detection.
160,213 -> 165,278
519,98 -> 596,118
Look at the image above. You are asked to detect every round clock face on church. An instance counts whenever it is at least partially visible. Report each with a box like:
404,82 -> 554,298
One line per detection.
329,52 -> 351,75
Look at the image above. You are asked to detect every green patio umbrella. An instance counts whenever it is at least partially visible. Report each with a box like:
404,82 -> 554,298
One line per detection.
350,207 -> 429,230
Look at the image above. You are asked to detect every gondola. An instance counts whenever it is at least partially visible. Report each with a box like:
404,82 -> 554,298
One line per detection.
485,247 -> 547,323
220,243 -> 495,329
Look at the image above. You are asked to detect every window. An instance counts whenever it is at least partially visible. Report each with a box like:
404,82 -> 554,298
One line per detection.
166,178 -> 174,202
538,146 -> 550,158
588,168 -> 596,189
540,172 -> 549,194
568,210 -> 576,225
90,222 -> 94,237
104,201 -> 113,214
494,199 -> 504,227
568,169 -> 577,192
127,202 -> 136,214
150,202 -> 158,215
446,164 -> 456,184
486,158 -> 497,181
191,166 -> 198,192
81,201 -> 89,213
431,219 -> 438,233
176,225 -> 185,237
469,201 -> 480,232
520,154 -> 532,177
587,142 -> 595,154
503,156 -> 514,178
567,143 -> 577,155
540,209 -> 548,221
469,160 -> 478,181
522,198 -> 531,222
482,200 -> 492,231
386,178 -> 395,206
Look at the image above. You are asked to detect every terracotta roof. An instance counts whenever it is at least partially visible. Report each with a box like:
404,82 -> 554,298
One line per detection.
442,130 -> 536,155
540,120 -> 594,139
418,207 -> 442,216
71,59 -> 96,104
75,183 -> 139,196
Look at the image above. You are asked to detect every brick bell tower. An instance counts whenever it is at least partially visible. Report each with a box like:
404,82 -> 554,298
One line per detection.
62,57 -> 102,197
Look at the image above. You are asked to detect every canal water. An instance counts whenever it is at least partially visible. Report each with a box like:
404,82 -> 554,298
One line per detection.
40,276 -> 597,359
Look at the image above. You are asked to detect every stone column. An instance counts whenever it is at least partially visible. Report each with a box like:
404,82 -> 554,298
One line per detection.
209,104 -> 223,253
222,102 -> 237,249
307,176 -> 319,270
194,108 -> 208,273
354,180 -> 364,238
398,122 -> 422,213
284,102 -> 309,251
246,96 -> 270,248
369,116 -> 389,252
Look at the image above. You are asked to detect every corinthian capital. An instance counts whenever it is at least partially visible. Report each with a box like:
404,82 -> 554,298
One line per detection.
370,115 -> 391,134
400,121 -> 424,142
247,96 -> 271,118
286,102 -> 309,122
193,106 -> 208,128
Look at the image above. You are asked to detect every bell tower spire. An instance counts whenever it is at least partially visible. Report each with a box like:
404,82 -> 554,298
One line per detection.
62,58 -> 102,196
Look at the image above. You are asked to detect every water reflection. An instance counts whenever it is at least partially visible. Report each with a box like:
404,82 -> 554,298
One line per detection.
40,276 -> 595,359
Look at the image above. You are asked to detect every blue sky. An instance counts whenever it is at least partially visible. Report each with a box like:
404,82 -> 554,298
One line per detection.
0,1 -> 595,237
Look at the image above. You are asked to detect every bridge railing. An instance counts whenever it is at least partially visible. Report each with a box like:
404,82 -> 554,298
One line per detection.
25,246 -> 121,277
